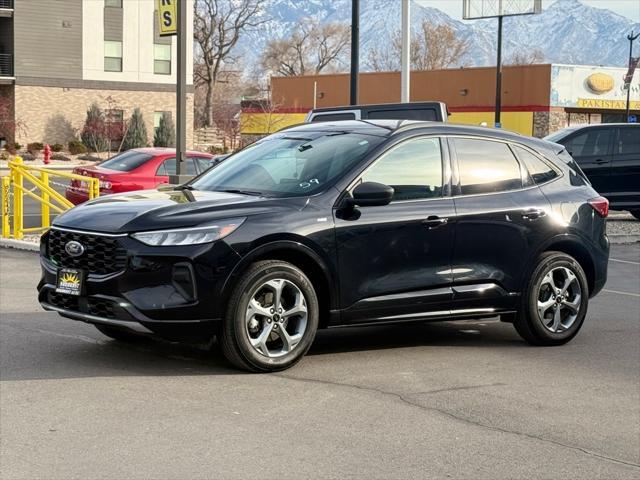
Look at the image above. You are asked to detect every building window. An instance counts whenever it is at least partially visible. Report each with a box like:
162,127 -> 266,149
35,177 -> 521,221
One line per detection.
154,44 -> 171,75
104,41 -> 123,72
105,0 -> 122,7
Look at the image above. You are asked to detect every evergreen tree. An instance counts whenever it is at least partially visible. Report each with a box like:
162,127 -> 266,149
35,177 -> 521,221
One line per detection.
80,103 -> 109,152
122,108 -> 148,150
153,112 -> 176,147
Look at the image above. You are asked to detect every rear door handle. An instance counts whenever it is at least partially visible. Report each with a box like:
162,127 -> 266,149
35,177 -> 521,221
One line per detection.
423,215 -> 448,228
594,158 -> 609,164
521,208 -> 546,220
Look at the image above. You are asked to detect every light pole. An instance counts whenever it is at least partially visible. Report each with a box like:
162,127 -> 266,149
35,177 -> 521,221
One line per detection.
350,0 -> 359,105
494,15 -> 504,128
625,31 -> 639,123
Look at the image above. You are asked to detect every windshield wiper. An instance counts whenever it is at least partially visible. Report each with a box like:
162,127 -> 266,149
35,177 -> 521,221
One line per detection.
217,189 -> 267,197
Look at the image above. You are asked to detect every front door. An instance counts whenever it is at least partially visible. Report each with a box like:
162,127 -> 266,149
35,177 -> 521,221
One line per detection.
334,136 -> 455,324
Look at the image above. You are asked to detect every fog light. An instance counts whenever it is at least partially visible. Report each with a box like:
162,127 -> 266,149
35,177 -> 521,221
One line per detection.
172,263 -> 196,302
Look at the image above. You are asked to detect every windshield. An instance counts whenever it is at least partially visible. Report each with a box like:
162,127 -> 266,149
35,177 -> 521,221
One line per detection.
100,150 -> 153,172
191,131 -> 385,197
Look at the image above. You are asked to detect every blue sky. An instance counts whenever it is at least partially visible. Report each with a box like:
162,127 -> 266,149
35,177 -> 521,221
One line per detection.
416,0 -> 640,22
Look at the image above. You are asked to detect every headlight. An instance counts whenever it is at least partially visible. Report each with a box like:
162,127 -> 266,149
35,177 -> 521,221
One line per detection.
131,218 -> 245,246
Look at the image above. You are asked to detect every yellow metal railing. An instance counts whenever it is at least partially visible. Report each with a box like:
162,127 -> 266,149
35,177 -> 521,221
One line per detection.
1,157 -> 100,240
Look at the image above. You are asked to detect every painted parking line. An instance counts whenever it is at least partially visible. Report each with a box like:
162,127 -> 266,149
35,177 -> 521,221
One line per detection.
602,289 -> 640,298
609,258 -> 640,266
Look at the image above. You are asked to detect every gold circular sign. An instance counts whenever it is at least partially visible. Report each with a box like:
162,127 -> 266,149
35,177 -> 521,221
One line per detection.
586,73 -> 614,95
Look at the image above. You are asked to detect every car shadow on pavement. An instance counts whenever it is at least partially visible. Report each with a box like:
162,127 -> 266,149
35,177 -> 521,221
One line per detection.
2,314 -> 524,382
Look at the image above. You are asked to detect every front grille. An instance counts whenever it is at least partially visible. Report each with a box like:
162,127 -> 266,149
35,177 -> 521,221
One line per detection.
88,298 -> 116,319
48,229 -> 127,275
47,291 -> 80,311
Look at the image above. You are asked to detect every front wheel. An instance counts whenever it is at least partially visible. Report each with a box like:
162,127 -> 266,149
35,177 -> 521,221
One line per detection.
514,252 -> 589,346
219,260 -> 319,372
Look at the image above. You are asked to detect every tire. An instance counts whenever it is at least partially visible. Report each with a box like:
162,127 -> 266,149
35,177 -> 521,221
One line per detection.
219,260 -> 319,372
513,251 -> 589,346
630,210 -> 640,221
94,324 -> 144,343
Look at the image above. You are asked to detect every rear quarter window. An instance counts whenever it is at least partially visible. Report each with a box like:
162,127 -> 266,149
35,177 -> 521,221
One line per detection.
512,145 -> 558,185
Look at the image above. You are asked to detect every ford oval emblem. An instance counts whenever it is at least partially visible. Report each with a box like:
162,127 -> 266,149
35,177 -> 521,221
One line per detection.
65,240 -> 85,257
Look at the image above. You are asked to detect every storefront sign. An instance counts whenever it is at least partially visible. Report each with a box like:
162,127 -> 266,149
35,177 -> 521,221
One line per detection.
551,64 -> 640,110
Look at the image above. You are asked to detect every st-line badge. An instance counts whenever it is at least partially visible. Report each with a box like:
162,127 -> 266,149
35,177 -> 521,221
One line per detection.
56,268 -> 85,296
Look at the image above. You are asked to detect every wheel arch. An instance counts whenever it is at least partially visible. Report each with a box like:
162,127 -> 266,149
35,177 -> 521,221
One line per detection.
222,240 -> 337,328
538,237 -> 596,296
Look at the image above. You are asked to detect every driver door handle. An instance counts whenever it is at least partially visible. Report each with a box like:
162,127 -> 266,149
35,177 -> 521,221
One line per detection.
521,208 -> 546,220
594,158 -> 609,164
423,216 -> 448,228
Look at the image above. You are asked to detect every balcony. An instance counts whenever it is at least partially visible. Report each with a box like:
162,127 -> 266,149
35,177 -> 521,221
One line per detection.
0,53 -> 13,78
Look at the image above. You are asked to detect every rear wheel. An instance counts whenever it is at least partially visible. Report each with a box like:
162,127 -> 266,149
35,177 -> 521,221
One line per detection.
94,324 -> 144,343
219,260 -> 319,372
630,210 -> 640,220
514,252 -> 589,346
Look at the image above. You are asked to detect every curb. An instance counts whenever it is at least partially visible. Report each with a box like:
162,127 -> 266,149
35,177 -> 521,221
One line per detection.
0,238 -> 40,252
609,234 -> 640,245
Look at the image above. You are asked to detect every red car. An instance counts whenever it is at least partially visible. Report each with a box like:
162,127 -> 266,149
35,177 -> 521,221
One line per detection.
66,148 -> 214,205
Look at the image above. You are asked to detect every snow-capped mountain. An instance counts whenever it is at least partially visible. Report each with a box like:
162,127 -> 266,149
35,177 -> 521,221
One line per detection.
239,0 -> 639,72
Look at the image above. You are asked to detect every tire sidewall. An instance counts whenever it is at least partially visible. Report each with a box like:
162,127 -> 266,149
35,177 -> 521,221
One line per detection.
525,254 -> 589,343
229,263 -> 319,371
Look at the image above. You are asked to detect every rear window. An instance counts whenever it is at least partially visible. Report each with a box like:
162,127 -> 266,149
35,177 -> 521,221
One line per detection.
310,112 -> 356,122
367,108 -> 437,121
617,127 -> 640,155
99,150 -> 154,172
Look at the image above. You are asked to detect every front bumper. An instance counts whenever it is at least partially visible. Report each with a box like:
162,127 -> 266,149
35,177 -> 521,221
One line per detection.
38,229 -> 242,338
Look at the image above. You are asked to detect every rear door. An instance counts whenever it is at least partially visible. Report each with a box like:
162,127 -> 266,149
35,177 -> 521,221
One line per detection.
609,126 -> 640,209
449,137 -> 555,310
560,127 -> 613,195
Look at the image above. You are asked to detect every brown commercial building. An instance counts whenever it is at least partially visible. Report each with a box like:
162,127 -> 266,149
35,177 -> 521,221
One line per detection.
241,63 -> 640,139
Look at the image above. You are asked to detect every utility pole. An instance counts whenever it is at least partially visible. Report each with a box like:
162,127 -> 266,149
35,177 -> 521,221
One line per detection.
349,0 -> 359,105
171,0 -> 189,184
401,0 -> 410,103
494,15 -> 503,128
625,31 -> 639,123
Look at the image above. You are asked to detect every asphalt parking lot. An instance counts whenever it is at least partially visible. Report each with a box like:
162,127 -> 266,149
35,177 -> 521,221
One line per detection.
1,245 -> 639,479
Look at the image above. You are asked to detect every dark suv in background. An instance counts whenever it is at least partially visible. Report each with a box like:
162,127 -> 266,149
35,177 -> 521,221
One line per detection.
545,123 -> 640,219
39,121 -> 609,372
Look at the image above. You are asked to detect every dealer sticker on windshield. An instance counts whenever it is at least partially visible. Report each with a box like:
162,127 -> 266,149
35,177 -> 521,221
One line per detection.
56,268 -> 85,296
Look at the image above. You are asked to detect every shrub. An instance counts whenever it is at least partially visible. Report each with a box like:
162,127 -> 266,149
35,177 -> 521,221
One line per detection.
50,143 -> 64,152
51,153 -> 71,161
3,142 -> 21,154
153,112 -> 176,147
27,142 -> 44,154
81,103 -> 109,152
122,108 -> 148,151
207,145 -> 229,155
68,140 -> 88,155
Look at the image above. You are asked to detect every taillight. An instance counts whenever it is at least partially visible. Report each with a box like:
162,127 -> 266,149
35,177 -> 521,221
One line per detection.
588,196 -> 609,218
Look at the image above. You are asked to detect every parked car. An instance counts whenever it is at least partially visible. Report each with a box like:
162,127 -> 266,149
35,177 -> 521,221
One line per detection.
40,120 -> 609,372
544,123 -> 640,219
66,148 -> 214,204
306,101 -> 449,123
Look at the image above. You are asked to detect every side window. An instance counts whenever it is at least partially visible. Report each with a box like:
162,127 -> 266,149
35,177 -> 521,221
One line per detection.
360,137 -> 443,201
616,128 -> 640,155
455,138 -> 522,195
157,158 -> 196,176
563,129 -> 611,158
513,145 -> 558,185
310,112 -> 356,123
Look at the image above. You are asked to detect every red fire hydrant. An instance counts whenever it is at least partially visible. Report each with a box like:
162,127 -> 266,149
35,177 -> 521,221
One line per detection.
43,144 -> 51,165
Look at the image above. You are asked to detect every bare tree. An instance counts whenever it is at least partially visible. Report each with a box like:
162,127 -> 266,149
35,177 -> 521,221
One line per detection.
505,48 -> 545,65
367,22 -> 468,72
260,19 -> 350,76
193,0 -> 266,127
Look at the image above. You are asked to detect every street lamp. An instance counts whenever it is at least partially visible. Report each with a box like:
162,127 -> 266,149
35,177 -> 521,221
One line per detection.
625,31 -> 639,123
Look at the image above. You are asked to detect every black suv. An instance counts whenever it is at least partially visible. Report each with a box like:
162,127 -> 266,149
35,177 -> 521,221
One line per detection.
545,123 -> 640,218
38,121 -> 609,372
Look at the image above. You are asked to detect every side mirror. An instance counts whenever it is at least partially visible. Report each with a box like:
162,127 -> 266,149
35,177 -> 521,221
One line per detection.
348,181 -> 394,207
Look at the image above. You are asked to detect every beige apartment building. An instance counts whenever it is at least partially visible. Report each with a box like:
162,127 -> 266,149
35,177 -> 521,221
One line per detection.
0,0 -> 194,148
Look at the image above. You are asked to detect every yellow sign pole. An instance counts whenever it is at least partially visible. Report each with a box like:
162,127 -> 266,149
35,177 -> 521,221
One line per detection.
1,176 -> 10,238
40,171 -> 50,228
11,157 -> 24,240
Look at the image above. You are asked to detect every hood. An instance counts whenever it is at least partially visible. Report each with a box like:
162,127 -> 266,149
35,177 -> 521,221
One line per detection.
53,189 -> 306,233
